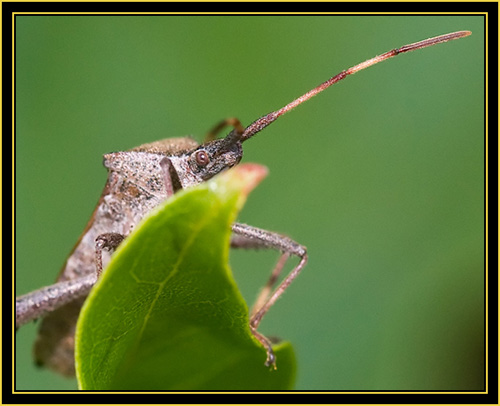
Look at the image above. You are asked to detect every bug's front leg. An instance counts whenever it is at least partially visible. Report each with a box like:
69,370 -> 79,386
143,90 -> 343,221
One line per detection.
230,223 -> 308,369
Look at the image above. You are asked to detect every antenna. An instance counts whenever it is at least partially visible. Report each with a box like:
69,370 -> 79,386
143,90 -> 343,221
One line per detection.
240,30 -> 471,142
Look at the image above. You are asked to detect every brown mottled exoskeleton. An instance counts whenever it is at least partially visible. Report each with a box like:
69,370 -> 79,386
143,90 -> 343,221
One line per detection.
15,31 -> 471,376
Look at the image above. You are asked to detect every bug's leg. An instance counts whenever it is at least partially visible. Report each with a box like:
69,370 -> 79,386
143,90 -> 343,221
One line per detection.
15,274 -> 97,330
250,252 -> 290,319
204,117 -> 245,142
16,233 -> 125,330
230,223 -> 308,369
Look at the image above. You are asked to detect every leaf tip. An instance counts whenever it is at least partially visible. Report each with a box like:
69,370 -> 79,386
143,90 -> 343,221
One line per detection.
226,163 -> 269,197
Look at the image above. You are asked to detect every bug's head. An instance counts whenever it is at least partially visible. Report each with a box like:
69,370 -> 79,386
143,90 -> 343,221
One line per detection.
185,110 -> 278,185
185,128 -> 244,183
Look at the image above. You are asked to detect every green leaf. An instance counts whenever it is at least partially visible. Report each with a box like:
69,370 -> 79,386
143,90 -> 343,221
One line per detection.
75,164 -> 296,390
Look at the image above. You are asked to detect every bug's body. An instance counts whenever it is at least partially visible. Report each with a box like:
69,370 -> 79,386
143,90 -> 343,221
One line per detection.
34,137 -> 216,375
15,31 -> 471,377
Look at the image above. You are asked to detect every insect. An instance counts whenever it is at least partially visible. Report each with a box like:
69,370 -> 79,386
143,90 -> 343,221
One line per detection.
16,31 -> 471,376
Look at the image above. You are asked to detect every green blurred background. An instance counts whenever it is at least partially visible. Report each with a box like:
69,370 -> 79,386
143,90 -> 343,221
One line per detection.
15,15 -> 484,390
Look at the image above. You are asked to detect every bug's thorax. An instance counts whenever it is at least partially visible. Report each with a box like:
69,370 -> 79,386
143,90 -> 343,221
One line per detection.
60,135 -> 243,283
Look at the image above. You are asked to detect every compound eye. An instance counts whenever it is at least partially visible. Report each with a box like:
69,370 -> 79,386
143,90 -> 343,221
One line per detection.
194,149 -> 209,166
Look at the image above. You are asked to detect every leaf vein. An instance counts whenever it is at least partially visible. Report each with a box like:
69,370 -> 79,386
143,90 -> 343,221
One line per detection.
135,207 -> 218,344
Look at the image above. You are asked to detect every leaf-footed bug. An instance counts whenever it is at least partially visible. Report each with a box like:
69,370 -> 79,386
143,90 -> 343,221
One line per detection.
16,31 -> 471,376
